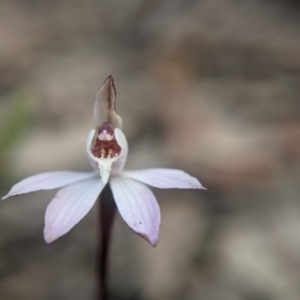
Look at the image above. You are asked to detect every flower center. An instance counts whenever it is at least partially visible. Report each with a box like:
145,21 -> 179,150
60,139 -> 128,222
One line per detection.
91,122 -> 121,159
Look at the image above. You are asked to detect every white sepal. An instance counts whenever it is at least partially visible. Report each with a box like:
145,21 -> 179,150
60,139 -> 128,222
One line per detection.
93,76 -> 123,129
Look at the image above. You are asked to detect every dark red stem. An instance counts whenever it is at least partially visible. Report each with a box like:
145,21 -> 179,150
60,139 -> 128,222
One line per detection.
98,183 -> 116,300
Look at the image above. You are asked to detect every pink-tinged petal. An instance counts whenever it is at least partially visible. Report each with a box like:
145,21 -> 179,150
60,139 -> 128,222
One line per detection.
86,129 -> 99,172
111,128 -> 128,174
110,176 -> 160,246
2,171 -> 97,200
122,168 -> 206,190
44,177 -> 103,243
93,75 -> 122,129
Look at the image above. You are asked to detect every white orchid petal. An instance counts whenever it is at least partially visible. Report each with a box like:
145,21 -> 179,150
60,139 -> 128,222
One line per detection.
94,75 -> 122,129
122,168 -> 206,190
2,171 -> 97,200
86,129 -> 98,171
110,176 -> 160,247
111,128 -> 128,174
86,129 -> 96,149
44,177 -> 104,243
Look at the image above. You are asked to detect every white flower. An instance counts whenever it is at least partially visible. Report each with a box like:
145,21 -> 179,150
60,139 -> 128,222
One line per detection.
2,76 -> 206,246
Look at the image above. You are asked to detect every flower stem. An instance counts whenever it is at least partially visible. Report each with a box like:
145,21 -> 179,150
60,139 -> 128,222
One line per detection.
98,183 -> 116,300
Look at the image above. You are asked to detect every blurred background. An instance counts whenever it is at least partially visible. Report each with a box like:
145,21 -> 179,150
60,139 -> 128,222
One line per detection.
0,0 -> 300,299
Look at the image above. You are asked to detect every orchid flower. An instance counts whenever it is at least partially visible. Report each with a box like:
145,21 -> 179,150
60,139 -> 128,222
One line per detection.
2,76 -> 206,247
